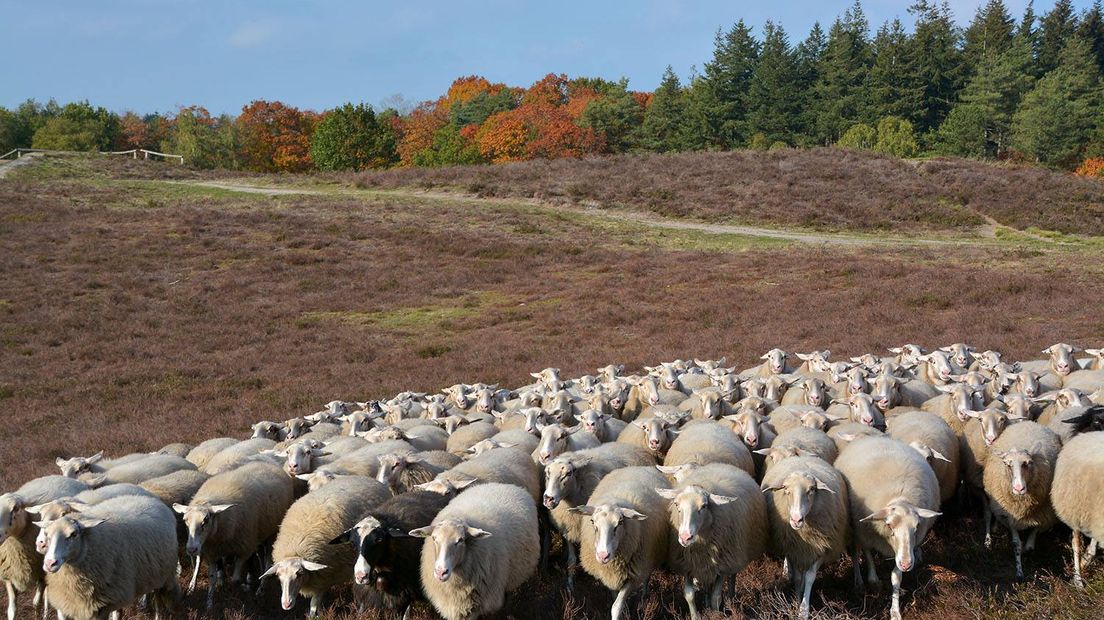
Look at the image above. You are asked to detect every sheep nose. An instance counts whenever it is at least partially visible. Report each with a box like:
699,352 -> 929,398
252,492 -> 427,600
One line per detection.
539,451 -> 551,461
282,598 -> 294,610
43,559 -> 57,572
744,436 -> 758,447
679,532 -> 693,546
790,518 -> 804,530
187,545 -> 200,556
898,559 -> 913,571
354,571 -> 369,585
543,495 -> 558,508
435,567 -> 451,581
596,550 -> 610,563
862,417 -> 874,425
648,440 -> 660,449
1012,484 -> 1026,495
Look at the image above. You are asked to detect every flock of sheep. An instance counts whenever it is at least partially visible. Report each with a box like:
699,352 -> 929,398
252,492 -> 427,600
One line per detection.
2,343 -> 1104,620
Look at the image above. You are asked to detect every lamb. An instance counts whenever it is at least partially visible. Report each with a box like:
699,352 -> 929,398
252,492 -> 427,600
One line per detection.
445,421 -> 499,455
983,421 -> 1062,578
0,475 -> 89,620
761,456 -> 850,620
174,461 -> 296,607
263,476 -> 391,618
420,446 -> 541,503
329,490 -> 453,617
541,444 -> 655,591
758,427 -> 838,472
661,421 -> 755,477
185,438 -> 239,471
577,409 -> 629,442
571,466 -> 672,620
885,411 -> 960,504
409,483 -> 538,620
835,436 -> 941,620
1050,431 -> 1104,587
780,377 -> 830,408
39,495 -> 179,620
533,422 -> 601,464
202,438 -> 278,475
375,451 -> 459,494
658,463 -> 766,620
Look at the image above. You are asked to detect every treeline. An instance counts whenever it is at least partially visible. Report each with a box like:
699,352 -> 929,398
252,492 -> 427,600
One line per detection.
2,0 -> 1103,174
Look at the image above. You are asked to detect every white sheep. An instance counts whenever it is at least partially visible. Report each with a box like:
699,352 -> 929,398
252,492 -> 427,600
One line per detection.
615,413 -> 683,459
835,436 -> 941,620
0,475 -> 89,620
983,421 -> 1062,579
420,446 -> 541,503
532,422 -> 601,464
445,421 -> 499,455
185,438 -> 239,471
758,427 -> 838,473
885,411 -> 960,504
410,482 -> 538,620
826,421 -> 883,454
661,421 -> 755,477
571,466 -> 671,620
657,463 -> 766,620
920,382 -> 984,435
780,377 -> 831,408
1050,431 -> 1104,587
375,450 -> 460,494
263,476 -> 391,618
761,455 -> 850,620
577,409 -> 629,442
315,440 -> 415,478
173,461 -> 295,606
54,452 -> 148,479
202,438 -> 278,475
39,495 -> 179,620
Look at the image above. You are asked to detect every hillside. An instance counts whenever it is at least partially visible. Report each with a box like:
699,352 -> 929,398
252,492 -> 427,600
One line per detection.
354,148 -> 1104,235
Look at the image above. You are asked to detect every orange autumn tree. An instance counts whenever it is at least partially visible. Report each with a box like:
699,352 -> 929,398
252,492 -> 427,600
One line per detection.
397,101 -> 448,166
236,100 -> 318,172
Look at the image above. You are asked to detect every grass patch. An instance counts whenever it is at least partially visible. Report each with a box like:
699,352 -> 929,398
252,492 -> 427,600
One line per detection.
301,291 -> 512,333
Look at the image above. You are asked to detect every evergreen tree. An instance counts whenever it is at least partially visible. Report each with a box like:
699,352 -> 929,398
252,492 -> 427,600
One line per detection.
867,19 -> 917,122
578,80 -> 645,153
962,0 -> 1016,72
793,23 -> 828,142
641,66 -> 688,152
811,2 -> 872,144
745,21 -> 801,145
1077,0 -> 1104,75
699,21 -> 760,147
1018,1 -> 1041,71
1012,36 -> 1102,166
905,1 -> 964,135
682,71 -> 720,151
1038,0 -> 1078,74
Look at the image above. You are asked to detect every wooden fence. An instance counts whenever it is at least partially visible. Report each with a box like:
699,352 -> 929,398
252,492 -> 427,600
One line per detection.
1,147 -> 183,164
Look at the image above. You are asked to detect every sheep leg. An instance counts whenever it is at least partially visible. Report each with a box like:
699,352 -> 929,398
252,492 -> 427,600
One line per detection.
188,556 -> 202,594
206,563 -> 219,610
864,549 -> 880,591
565,541 -> 578,593
39,585 -> 48,620
1072,530 -> 1084,588
799,561 -> 820,620
1010,526 -> 1025,580
1088,537 -> 1099,563
6,581 -> 15,620
709,578 -> 723,611
983,501 -> 993,548
611,585 -> 631,620
1024,528 -> 1037,553
851,543 -> 864,592
230,556 -> 248,586
682,577 -> 700,620
889,566 -> 903,620
308,593 -> 323,619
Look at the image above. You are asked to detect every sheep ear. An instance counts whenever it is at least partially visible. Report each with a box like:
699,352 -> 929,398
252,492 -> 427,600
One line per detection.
860,509 -> 889,522
210,504 -> 234,514
618,508 -> 648,521
172,503 -> 189,514
887,347 -> 902,354
654,488 -> 679,500
929,449 -> 951,463
655,464 -> 683,475
408,525 -> 435,538
88,452 -> 104,464
329,528 -> 353,545
453,477 -> 478,490
82,474 -> 107,488
760,353 -> 771,360
466,527 -> 492,539
813,478 -> 836,493
837,432 -> 858,442
55,457 -> 67,468
301,561 -> 328,572
761,484 -> 783,493
77,517 -> 105,529
915,508 -> 942,519
709,494 -> 738,505
753,448 -> 773,456
795,353 -> 813,361
296,474 -> 313,481
259,565 -> 278,579
568,505 -> 595,515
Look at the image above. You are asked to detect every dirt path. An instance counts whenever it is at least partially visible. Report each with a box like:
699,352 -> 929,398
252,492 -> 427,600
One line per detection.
0,153 -> 43,179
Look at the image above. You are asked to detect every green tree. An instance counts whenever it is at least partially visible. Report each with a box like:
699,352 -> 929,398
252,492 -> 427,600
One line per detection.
905,1 -> 964,135
962,0 -> 1016,72
448,90 -> 518,128
640,66 -> 689,152
867,19 -> 917,122
793,22 -> 828,143
1077,0 -> 1104,74
1038,0 -> 1078,74
811,3 -> 872,144
699,21 -> 760,147
1012,36 -> 1102,166
411,124 -> 483,167
578,80 -> 644,153
837,123 -> 877,149
310,103 -> 398,171
746,21 -> 801,145
874,116 -> 919,157
31,101 -> 119,151
161,107 -> 238,169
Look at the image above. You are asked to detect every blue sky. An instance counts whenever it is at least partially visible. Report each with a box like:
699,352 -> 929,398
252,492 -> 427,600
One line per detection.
0,1 -> 1094,115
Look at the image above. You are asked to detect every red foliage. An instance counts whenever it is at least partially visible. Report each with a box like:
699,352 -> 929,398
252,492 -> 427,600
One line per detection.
441,76 -> 508,112
1075,157 -> 1104,178
236,100 -> 318,173
397,101 -> 449,167
476,103 -> 604,163
522,73 -> 570,107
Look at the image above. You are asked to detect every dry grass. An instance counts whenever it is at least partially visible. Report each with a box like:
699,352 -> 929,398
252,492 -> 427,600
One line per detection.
2,157 -> 1103,618
352,148 -> 1104,235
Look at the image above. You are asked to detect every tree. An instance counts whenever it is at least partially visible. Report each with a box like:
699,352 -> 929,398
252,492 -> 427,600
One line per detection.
236,100 -> 318,172
162,106 -> 237,169
746,21 -> 801,145
31,101 -> 119,151
962,0 -> 1016,72
397,102 -> 449,167
578,79 -> 645,153
811,3 -> 872,143
640,66 -> 688,152
793,23 -> 828,143
874,116 -> 919,157
866,19 -> 918,121
414,124 -> 483,167
837,123 -> 877,149
1078,0 -> 1104,74
1012,37 -> 1102,166
1038,0 -> 1078,74
310,103 -> 398,171
904,1 -> 964,135
699,21 -> 760,147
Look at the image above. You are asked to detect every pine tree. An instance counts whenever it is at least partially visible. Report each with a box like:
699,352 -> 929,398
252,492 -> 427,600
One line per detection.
1038,0 -> 1078,74
1012,36 -> 1102,166
745,21 -> 801,145
866,19 -> 917,122
811,2 -> 872,144
1077,0 -> 1104,75
962,0 -> 1016,72
905,1 -> 964,135
700,21 -> 760,147
794,23 -> 828,143
641,66 -> 688,153
1018,1 -> 1041,70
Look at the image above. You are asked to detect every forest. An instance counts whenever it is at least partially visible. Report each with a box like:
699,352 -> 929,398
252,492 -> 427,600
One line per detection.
2,0 -> 1103,176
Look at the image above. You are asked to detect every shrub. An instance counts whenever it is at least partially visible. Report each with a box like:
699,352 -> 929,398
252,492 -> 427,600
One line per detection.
1076,157 -> 1104,178
837,123 -> 876,151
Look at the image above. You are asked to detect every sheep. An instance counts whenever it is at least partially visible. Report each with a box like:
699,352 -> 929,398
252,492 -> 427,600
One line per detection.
472,430 -> 539,456
761,456 -> 850,620
983,421 -> 1062,578
201,438 -> 278,475
741,348 -> 797,378
831,365 -> 871,398
920,382 -> 984,435
156,442 -> 194,458
780,377 -> 831,408
139,469 -> 210,507
1062,369 -> 1104,394
445,421 -> 499,455
329,490 -> 453,617
0,475 -> 89,620
492,406 -> 550,434
38,495 -> 179,620
657,463 -> 766,620
375,451 -> 458,495
252,421 -> 288,441
661,421 -> 755,477
758,427 -> 838,473
571,466 -> 672,620
75,454 -> 196,488
794,350 -> 833,375
1031,343 -> 1084,377
869,373 -> 940,414
276,439 -> 332,477
342,409 -> 384,437
317,440 -> 415,478
745,375 -> 789,403
677,387 -> 734,421
622,375 -> 686,420
940,343 -> 976,371
1036,388 -> 1093,425
597,364 -> 625,383
264,476 -> 391,618
1050,431 -> 1104,587
768,406 -> 838,436
409,483 -> 538,620
185,437 -> 239,470
888,344 -> 927,368
885,411 -> 960,504
541,444 -> 654,591
173,461 -> 296,607
834,436 -> 941,620
533,422 -> 601,465
828,393 -> 884,429
916,350 -> 961,386
1052,405 -> 1104,442
577,409 -> 629,442
616,413 -> 683,459
421,446 -> 541,503
826,422 -> 883,454
364,425 -> 448,452
54,452 -> 148,479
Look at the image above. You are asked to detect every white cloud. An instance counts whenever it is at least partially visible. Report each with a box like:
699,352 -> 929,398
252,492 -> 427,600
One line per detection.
228,20 -> 279,49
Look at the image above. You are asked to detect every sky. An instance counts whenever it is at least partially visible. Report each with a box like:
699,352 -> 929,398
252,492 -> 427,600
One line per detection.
0,1 -> 1096,115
